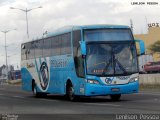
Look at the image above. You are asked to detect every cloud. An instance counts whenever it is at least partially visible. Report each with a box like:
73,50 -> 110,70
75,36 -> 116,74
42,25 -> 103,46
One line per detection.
0,0 -> 160,68
0,0 -> 15,6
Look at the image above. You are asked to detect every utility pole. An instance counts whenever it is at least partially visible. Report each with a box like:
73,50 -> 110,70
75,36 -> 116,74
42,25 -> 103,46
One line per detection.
0,29 -> 16,80
145,16 -> 148,33
130,19 -> 133,33
10,6 -> 42,39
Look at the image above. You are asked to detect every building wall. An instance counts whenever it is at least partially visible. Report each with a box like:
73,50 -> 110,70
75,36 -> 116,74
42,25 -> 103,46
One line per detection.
134,27 -> 160,61
139,74 -> 160,85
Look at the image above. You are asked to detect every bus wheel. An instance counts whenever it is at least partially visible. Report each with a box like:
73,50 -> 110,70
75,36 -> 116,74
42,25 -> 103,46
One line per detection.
32,83 -> 46,98
66,84 -> 76,101
33,85 -> 37,97
110,94 -> 121,101
33,85 -> 40,97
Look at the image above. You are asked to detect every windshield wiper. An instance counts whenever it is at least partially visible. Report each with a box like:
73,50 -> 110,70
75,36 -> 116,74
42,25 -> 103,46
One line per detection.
112,45 -> 128,74
102,55 -> 127,75
102,57 -> 112,75
114,58 -> 127,74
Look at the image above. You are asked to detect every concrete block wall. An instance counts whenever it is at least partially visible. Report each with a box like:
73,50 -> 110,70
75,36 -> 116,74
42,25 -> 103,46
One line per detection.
139,74 -> 160,85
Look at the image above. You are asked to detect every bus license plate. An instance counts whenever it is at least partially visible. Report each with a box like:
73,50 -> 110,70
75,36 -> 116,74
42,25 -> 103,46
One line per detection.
111,88 -> 120,92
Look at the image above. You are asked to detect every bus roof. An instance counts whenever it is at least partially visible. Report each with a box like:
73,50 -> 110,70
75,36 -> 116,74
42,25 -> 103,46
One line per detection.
26,24 -> 130,43
46,24 -> 130,37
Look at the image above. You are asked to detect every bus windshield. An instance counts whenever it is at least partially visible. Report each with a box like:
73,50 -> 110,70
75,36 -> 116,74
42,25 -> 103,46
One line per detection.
86,42 -> 138,76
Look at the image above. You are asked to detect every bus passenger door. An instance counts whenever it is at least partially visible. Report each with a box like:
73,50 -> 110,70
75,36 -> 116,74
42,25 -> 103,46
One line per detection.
75,41 -> 86,95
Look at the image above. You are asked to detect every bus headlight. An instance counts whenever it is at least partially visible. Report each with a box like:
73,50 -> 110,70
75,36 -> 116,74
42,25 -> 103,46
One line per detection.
129,77 -> 138,83
87,79 -> 100,84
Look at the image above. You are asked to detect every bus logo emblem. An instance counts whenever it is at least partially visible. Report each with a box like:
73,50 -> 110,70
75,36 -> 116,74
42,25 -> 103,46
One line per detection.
40,62 -> 49,90
105,78 -> 112,84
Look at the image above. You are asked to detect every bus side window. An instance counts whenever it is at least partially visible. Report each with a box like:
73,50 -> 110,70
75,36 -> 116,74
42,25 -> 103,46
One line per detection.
61,33 -> 71,55
25,49 -> 27,60
52,36 -> 61,56
28,42 -> 34,59
24,43 -> 30,60
35,40 -> 43,58
21,44 -> 26,60
43,38 -> 51,57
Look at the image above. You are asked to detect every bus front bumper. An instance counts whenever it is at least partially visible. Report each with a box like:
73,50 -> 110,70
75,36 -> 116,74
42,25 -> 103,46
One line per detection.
85,81 -> 139,96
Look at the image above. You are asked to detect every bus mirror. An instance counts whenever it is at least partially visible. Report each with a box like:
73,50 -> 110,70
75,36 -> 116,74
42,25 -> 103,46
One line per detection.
135,39 -> 145,55
79,41 -> 86,55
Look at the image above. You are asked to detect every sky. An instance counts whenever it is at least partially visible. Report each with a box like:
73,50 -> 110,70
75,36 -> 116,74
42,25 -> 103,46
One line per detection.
0,0 -> 160,69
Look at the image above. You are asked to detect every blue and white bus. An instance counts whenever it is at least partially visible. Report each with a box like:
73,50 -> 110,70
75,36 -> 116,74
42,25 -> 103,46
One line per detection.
21,25 -> 145,101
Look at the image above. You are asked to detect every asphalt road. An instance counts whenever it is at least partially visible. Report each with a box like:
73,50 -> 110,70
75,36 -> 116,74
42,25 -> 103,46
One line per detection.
0,84 -> 160,120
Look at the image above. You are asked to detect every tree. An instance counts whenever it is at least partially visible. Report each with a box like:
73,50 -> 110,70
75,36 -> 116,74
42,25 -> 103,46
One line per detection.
149,41 -> 160,53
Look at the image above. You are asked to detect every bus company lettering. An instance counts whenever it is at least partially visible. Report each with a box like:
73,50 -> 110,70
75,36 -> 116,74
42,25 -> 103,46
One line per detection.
50,59 -> 69,68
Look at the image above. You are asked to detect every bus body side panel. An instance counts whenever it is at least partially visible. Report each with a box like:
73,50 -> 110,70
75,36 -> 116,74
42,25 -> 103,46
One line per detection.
21,59 -> 36,92
21,56 -> 55,94
31,57 -> 50,93
21,67 -> 32,91
65,64 -> 86,96
47,55 -> 68,94
48,55 -> 85,95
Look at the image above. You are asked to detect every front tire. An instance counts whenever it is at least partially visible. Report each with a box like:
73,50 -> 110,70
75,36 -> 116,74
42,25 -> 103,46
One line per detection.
110,94 -> 121,101
66,83 -> 77,101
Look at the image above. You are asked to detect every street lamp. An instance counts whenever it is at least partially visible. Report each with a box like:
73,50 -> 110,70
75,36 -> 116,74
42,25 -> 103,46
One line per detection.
10,6 -> 42,39
0,29 -> 16,80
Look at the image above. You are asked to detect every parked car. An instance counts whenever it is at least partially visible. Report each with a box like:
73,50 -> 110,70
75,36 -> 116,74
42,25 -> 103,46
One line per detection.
138,54 -> 154,73
144,61 -> 160,73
